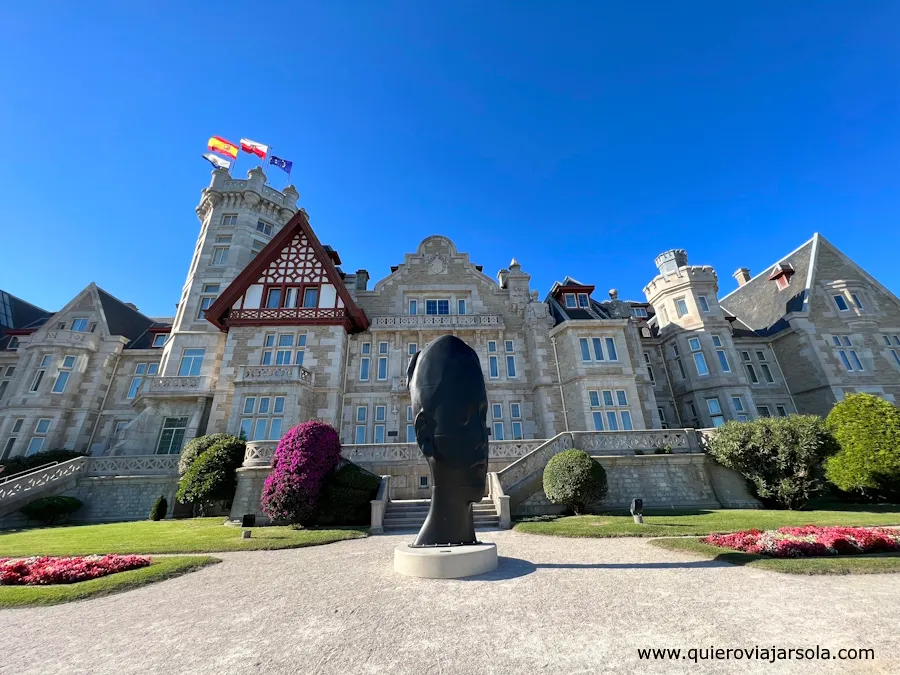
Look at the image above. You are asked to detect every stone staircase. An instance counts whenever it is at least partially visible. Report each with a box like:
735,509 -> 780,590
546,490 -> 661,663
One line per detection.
383,498 -> 500,531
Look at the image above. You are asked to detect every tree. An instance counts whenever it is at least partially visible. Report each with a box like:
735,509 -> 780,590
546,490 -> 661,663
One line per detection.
706,415 -> 838,509
543,449 -> 608,515
176,435 -> 245,514
178,433 -> 236,476
825,393 -> 900,501
261,421 -> 343,525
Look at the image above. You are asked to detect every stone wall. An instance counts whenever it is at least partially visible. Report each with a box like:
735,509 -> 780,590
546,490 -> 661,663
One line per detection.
63,476 -> 179,523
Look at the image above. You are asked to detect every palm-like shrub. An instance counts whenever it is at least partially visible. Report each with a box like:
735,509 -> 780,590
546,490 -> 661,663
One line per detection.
706,415 -> 838,509
176,436 -> 245,514
825,393 -> 900,501
261,421 -> 342,525
178,433 -> 235,476
543,449 -> 608,515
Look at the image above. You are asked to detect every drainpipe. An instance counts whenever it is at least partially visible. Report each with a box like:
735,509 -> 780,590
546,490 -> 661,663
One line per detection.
86,349 -> 122,455
659,344 -> 683,427
769,343 -> 798,414
337,331 -> 352,442
550,336 -> 569,432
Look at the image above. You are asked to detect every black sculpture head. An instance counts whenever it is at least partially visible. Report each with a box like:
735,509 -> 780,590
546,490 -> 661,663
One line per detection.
408,335 -> 489,546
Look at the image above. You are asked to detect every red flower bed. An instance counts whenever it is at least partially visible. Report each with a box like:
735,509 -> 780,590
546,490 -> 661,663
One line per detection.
0,554 -> 151,585
702,526 -> 900,558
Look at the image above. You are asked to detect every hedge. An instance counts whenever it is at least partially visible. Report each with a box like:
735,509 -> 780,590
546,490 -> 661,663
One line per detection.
543,449 -> 608,515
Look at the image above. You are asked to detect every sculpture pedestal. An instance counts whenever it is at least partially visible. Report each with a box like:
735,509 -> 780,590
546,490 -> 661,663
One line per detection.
394,543 -> 498,579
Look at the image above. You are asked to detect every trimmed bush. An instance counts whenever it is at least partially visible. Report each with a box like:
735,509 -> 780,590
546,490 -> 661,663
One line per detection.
19,496 -> 83,525
0,450 -> 86,478
825,393 -> 900,501
316,461 -> 380,526
706,415 -> 839,509
261,421 -> 342,525
149,495 -> 168,521
543,449 -> 608,515
176,436 -> 245,514
178,433 -> 236,476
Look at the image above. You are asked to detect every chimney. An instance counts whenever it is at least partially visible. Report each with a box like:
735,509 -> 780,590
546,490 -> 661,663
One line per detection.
733,268 -> 751,287
125,303 -> 139,311
355,269 -> 369,291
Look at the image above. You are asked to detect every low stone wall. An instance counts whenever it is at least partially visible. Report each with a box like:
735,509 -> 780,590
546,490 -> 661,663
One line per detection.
515,453 -> 725,517
229,467 -> 273,524
63,476 -> 179,523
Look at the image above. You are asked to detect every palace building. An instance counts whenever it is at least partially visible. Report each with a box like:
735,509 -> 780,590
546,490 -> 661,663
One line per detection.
2,167 -> 899,523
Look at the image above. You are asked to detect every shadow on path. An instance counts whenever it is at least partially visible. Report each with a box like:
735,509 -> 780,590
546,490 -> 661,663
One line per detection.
462,555 -> 729,581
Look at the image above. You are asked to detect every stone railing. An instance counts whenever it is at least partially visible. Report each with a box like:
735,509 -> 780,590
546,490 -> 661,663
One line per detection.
487,472 -> 511,529
0,457 -> 88,505
236,364 -> 314,385
369,314 -> 504,330
340,439 -> 541,465
369,475 -> 391,534
489,440 -> 543,458
243,440 -> 279,467
86,455 -> 180,476
36,330 -> 100,352
497,433 -> 574,496
143,375 -> 212,396
229,308 -> 346,323
571,430 -> 691,455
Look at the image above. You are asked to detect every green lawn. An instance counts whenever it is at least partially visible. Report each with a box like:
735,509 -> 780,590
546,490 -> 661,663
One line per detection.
648,537 -> 900,575
0,518 -> 367,556
0,556 -> 219,608
513,505 -> 900,538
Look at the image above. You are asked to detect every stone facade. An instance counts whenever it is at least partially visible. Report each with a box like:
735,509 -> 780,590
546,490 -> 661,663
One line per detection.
2,169 -> 900,521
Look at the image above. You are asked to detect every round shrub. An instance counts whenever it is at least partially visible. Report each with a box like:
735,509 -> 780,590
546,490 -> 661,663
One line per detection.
706,415 -> 839,509
825,393 -> 900,501
178,433 -> 236,476
176,437 -> 245,513
543,449 -> 608,515
19,496 -> 83,525
316,461 -> 381,526
149,494 -> 168,521
261,421 -> 342,525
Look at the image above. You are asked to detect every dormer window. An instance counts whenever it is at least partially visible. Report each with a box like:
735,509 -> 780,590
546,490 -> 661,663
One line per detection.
151,334 -> 167,348
632,307 -> 648,319
833,294 -> 849,312
564,293 -> 577,309
769,263 -> 794,291
577,293 -> 589,308
71,318 -> 89,332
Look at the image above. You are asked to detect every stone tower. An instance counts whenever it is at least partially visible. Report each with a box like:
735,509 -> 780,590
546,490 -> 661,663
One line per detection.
643,250 -> 756,428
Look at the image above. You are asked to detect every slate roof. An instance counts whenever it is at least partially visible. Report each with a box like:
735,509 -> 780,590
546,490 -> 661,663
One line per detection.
0,290 -> 53,349
719,236 -> 815,336
94,287 -> 157,349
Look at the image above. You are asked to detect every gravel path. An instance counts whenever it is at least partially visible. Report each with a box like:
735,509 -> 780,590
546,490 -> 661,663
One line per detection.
2,530 -> 899,675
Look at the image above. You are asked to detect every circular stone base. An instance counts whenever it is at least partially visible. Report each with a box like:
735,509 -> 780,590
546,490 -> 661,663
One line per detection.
394,543 -> 498,579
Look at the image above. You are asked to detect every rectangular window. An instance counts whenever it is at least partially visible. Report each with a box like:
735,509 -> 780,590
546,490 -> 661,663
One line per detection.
357,405 -> 367,423
26,437 -> 45,455
71,318 -> 89,332
675,298 -> 688,318
592,338 -> 604,361
592,411 -> 604,431
851,293 -> 863,310
605,338 -> 617,361
2,436 -> 16,459
375,405 -> 386,422
152,334 -> 167,347
833,294 -> 849,312
741,351 -> 751,362
689,337 -> 709,376
776,406 -> 788,417
564,293 -> 577,308
632,307 -> 648,318
256,220 -> 273,236
603,390 -> 614,407
506,355 -> 517,378
178,349 -> 204,377
30,354 -> 50,391
697,295 -> 710,313
355,425 -> 366,444
425,299 -> 450,315
579,338 -> 591,362
0,380 -> 7,401
492,422 -> 504,440
35,418 -> 51,434
489,355 -> 499,379
833,336 -> 863,371
657,407 -> 668,429
360,343 -> 370,381
197,295 -> 215,319
407,424 -> 416,443
616,390 -> 628,406
408,299 -> 417,315
265,288 -> 282,309
511,421 -> 523,439
51,354 -> 76,394
891,349 -> 900,367
212,246 -> 229,265
488,340 -> 497,353
221,213 -> 238,227
577,293 -> 589,308
303,287 -> 319,308
676,358 -> 686,380
706,398 -> 725,427
644,352 -> 655,384
377,342 -> 388,380
756,406 -> 771,418
156,417 -> 188,454
761,364 -> 774,383
457,299 -> 467,315
620,411 -> 633,431
492,403 -> 502,419
510,403 -> 521,419
605,411 -> 619,431
745,363 -> 759,384
589,390 -> 600,407
374,425 -> 385,444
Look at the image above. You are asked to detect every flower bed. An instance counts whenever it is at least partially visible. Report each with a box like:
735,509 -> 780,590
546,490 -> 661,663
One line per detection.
0,555 -> 151,585
702,526 -> 900,558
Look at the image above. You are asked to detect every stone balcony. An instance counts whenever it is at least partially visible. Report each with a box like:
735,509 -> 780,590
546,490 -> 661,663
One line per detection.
140,375 -> 214,398
235,364 -> 315,385
369,314 -> 504,331
31,330 -> 101,352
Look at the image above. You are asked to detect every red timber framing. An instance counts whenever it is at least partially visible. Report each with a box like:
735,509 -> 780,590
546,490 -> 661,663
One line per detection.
204,209 -> 369,333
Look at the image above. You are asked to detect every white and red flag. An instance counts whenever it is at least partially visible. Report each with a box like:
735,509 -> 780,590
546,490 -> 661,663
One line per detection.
240,138 -> 269,159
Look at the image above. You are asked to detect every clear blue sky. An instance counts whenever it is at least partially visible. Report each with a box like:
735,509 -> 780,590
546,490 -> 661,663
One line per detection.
2,2 -> 898,317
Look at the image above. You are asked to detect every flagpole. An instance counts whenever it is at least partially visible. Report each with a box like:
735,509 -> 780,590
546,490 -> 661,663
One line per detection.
265,147 -> 273,186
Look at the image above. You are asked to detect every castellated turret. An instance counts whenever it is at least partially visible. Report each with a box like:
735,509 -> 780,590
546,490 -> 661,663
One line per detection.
643,249 -> 721,330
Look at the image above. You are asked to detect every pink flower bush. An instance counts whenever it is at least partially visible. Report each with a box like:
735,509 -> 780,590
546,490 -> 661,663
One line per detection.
0,554 -> 151,585
260,421 -> 342,524
702,526 -> 900,558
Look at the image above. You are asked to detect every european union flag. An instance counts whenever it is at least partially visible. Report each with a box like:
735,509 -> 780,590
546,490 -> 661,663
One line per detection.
269,155 -> 293,174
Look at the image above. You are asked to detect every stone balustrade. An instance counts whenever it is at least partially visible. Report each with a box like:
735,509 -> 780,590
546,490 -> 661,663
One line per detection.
571,429 -> 691,455
229,307 -> 346,323
36,330 -> 101,352
0,457 -> 88,505
142,375 -> 212,397
85,455 -> 180,476
369,314 -> 504,330
243,440 -> 279,467
339,439 -> 540,465
236,364 -> 314,385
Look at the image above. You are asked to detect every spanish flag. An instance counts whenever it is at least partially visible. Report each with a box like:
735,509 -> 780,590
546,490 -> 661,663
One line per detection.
208,136 -> 239,160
